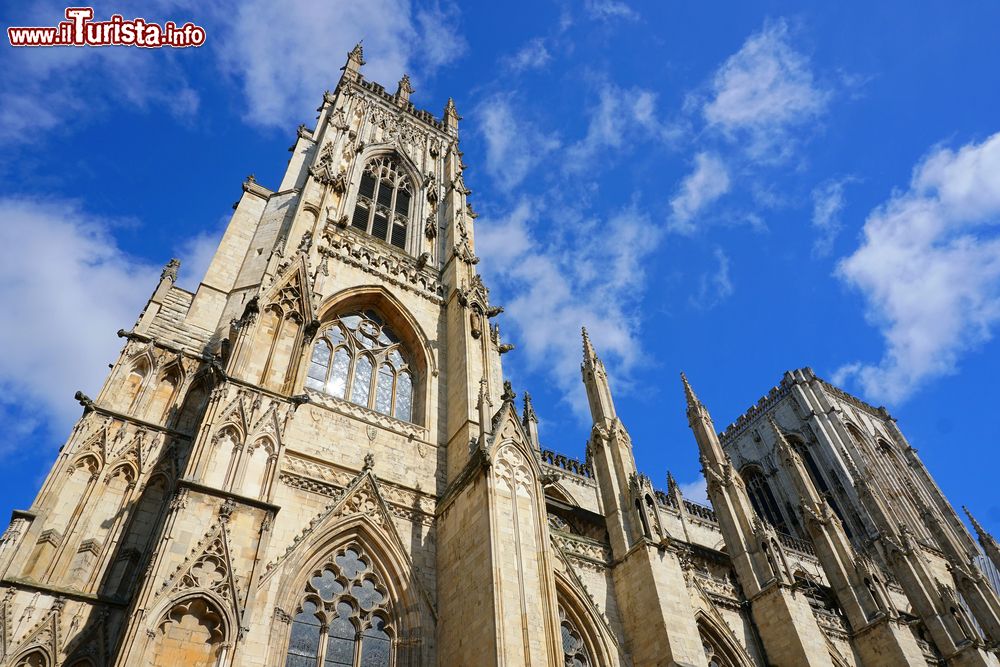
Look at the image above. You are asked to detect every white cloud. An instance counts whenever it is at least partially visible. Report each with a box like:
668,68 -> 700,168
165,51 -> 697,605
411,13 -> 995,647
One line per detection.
668,152 -> 731,234
584,0 -> 638,21
217,0 -> 465,128
565,84 -> 680,169
691,247 -> 734,309
506,38 -> 551,72
173,216 -> 228,291
680,476 -> 710,505
703,18 -> 830,162
477,199 -> 660,417
476,96 -> 561,191
811,177 -> 853,257
0,22 -> 198,145
0,198 -> 159,454
0,195 -> 229,458
835,131 -> 1000,403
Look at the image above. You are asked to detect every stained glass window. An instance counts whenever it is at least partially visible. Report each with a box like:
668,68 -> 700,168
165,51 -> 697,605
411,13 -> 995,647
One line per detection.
305,312 -> 415,423
351,156 -> 412,250
285,546 -> 391,667
559,605 -> 591,667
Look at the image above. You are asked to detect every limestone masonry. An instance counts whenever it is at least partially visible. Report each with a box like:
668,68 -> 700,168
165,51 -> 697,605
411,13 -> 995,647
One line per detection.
1,45 -> 999,667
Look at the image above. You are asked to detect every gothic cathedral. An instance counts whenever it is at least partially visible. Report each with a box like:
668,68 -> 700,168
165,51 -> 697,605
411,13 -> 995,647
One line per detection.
1,45 -> 1000,667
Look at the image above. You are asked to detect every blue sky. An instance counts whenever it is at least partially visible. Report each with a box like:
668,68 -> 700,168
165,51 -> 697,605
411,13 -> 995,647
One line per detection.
2,1 -> 1000,538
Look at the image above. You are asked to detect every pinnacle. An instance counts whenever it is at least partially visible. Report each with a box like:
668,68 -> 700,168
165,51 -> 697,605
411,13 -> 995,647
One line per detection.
964,506 -> 993,541
581,327 -> 598,366
680,372 -> 700,410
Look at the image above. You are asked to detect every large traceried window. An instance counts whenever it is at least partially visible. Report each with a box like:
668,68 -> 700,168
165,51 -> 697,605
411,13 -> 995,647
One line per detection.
351,156 -> 412,250
285,546 -> 392,667
305,311 -> 414,423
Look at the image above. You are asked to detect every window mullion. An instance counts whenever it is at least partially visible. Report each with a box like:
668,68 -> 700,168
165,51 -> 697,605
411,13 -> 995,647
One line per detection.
317,629 -> 328,667
388,186 -> 398,242
367,183 -> 378,234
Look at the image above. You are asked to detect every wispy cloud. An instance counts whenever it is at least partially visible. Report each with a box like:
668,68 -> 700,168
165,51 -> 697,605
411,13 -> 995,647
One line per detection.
477,199 -> 660,417
476,95 -> 561,191
0,24 -> 198,146
583,0 -> 639,22
835,131 -> 1000,403
680,476 -> 709,505
703,18 -> 831,163
691,247 -> 734,309
811,177 -> 854,257
218,0 -> 465,128
564,83 -> 681,171
505,38 -> 551,72
668,152 -> 731,234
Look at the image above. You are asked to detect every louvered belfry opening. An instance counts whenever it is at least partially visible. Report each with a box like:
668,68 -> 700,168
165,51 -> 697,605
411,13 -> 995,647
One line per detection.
351,155 -> 411,251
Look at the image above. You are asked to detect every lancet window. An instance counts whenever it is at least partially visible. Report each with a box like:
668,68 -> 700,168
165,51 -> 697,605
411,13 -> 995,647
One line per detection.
351,156 -> 411,250
285,546 -> 392,667
741,466 -> 786,531
305,311 -> 414,422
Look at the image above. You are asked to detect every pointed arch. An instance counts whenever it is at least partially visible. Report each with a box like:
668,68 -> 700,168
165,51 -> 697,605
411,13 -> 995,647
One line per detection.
115,353 -> 152,413
311,285 -> 434,425
271,510 -> 431,667
202,425 -> 241,490
102,471 -> 172,598
140,592 -> 232,667
11,648 -> 51,667
238,434 -> 276,500
553,571 -> 618,667
695,611 -> 755,667
175,374 -> 212,434
145,362 -> 184,424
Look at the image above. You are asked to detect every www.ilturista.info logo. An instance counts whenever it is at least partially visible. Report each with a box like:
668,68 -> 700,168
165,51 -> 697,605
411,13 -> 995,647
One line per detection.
8,7 -> 206,48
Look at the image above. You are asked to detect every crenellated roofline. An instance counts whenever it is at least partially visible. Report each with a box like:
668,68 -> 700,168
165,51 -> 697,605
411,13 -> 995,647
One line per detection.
716,367 -> 891,446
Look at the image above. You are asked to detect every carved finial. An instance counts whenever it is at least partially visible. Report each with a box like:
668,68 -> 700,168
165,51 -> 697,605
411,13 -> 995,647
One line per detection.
581,327 -> 598,368
160,258 -> 180,282
501,380 -> 516,403
443,97 -> 461,132
246,173 -> 256,184
964,506 -> 993,542
341,42 -> 365,82
348,42 -> 365,65
667,471 -> 679,495
523,392 -> 538,424
363,453 -> 375,471
396,73 -> 414,100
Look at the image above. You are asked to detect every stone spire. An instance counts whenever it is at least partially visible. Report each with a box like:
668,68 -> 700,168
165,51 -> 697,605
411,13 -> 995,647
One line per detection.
581,328 -> 616,424
966,506 -> 1000,574
681,372 -> 724,466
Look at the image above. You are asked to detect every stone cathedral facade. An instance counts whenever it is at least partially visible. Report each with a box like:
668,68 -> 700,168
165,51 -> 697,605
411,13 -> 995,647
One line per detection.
2,45 -> 1000,667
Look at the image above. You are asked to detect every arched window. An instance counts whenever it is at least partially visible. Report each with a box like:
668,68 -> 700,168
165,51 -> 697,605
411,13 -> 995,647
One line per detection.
351,156 -> 412,250
305,311 -> 415,423
741,466 -> 785,531
559,604 -> 592,667
13,650 -> 49,667
285,546 -> 392,667
699,620 -> 739,667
